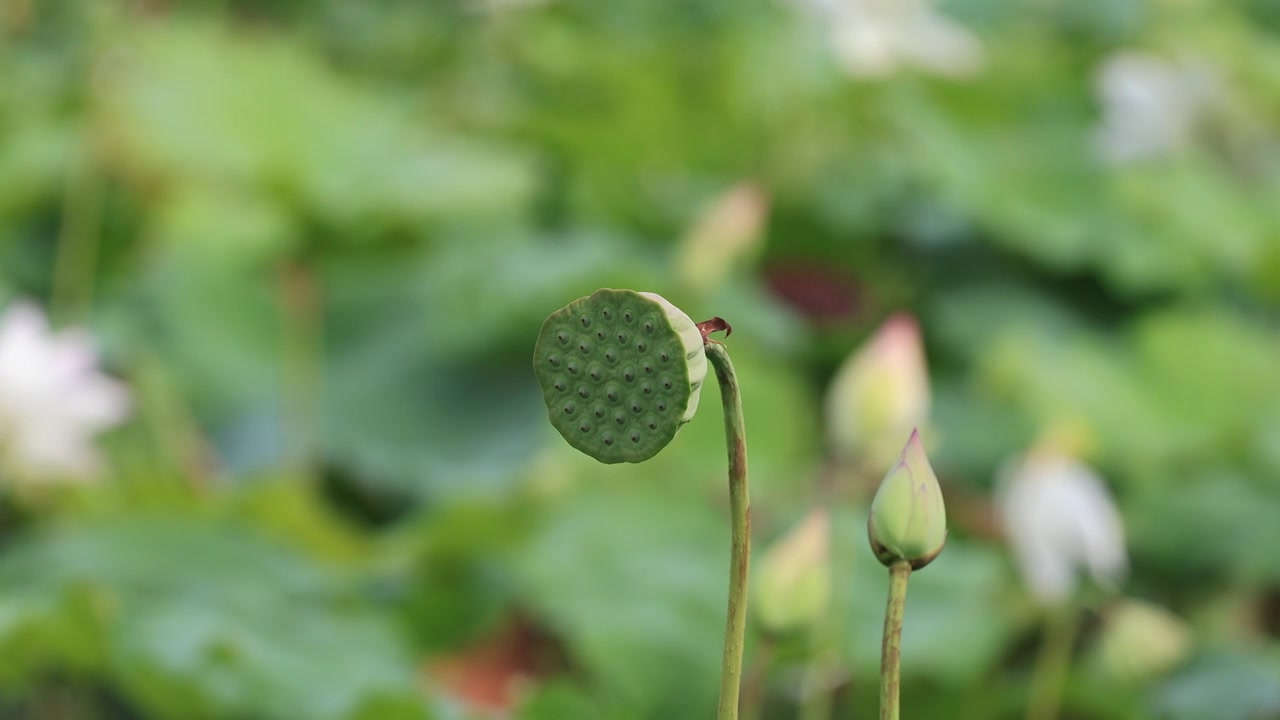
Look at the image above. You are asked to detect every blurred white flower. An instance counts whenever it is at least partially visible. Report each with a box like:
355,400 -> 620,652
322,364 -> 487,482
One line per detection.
0,301 -> 130,481
675,182 -> 769,293
1094,51 -> 1214,164
798,0 -> 984,79
996,444 -> 1127,605
826,313 -> 930,469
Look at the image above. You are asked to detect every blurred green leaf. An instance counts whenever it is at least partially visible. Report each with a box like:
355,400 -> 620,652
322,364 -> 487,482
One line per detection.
0,517 -> 431,720
1151,650 -> 1280,720
516,487 -> 725,719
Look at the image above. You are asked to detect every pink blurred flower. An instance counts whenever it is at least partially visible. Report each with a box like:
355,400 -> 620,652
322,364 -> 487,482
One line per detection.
826,313 -> 930,469
676,182 -> 769,293
0,301 -> 130,481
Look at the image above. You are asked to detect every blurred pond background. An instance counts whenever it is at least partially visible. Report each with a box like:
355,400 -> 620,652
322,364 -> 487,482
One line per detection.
2,0 -> 1280,718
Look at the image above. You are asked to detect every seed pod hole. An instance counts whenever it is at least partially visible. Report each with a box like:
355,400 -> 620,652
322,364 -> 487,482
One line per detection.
624,310 -> 633,322
636,342 -> 647,353
578,386 -> 591,399
579,422 -> 591,433
563,403 -> 575,414
602,433 -> 614,446
630,432 -> 640,443
623,369 -> 635,382
580,316 -> 591,328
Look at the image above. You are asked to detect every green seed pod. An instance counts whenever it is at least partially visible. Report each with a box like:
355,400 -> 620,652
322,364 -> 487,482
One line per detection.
533,289 -> 708,464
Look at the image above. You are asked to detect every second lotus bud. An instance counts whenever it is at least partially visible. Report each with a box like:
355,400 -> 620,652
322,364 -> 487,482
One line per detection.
868,429 -> 947,569
754,508 -> 831,635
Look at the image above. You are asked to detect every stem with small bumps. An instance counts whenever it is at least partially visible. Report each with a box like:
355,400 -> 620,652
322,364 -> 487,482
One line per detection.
706,340 -> 750,720
880,559 -> 911,720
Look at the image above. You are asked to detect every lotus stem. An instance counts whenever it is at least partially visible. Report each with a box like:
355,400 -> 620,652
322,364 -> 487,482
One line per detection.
880,559 -> 911,720
706,340 -> 750,720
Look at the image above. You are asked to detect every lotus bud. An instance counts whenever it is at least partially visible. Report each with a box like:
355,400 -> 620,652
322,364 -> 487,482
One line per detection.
675,182 -> 768,292
1093,599 -> 1191,682
533,289 -> 707,464
754,509 -> 831,635
868,429 -> 947,569
826,314 -> 929,470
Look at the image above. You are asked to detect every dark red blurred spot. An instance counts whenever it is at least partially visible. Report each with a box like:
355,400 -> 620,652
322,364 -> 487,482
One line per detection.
765,263 -> 862,323
427,616 -> 564,713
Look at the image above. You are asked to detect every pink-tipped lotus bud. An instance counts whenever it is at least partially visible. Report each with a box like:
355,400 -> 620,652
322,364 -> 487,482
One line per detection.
868,429 -> 947,569
675,183 -> 768,293
826,314 -> 930,469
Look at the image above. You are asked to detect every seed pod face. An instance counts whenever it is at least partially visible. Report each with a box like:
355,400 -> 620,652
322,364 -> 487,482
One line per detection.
533,289 -> 707,464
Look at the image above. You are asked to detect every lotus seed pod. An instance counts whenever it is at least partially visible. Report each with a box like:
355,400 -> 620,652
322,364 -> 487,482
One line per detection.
533,289 -> 708,464
868,429 -> 947,570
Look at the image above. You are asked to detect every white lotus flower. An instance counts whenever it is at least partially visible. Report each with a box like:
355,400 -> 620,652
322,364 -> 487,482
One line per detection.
826,313 -> 930,469
996,446 -> 1127,605
0,301 -> 130,481
797,0 -> 984,79
1094,51 -> 1214,164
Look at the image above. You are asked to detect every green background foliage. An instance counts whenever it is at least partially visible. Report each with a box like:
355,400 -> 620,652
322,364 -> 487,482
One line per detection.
1,0 -> 1279,717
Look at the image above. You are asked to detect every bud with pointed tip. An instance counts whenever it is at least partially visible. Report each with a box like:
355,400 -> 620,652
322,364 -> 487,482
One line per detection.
754,508 -> 831,635
868,429 -> 947,569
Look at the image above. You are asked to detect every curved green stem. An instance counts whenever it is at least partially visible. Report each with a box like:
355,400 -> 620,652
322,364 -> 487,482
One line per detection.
706,341 -> 750,720
880,560 -> 911,720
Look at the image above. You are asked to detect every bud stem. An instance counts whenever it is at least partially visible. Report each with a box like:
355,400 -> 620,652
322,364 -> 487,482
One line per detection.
1026,605 -> 1079,720
880,559 -> 912,720
706,340 -> 751,720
